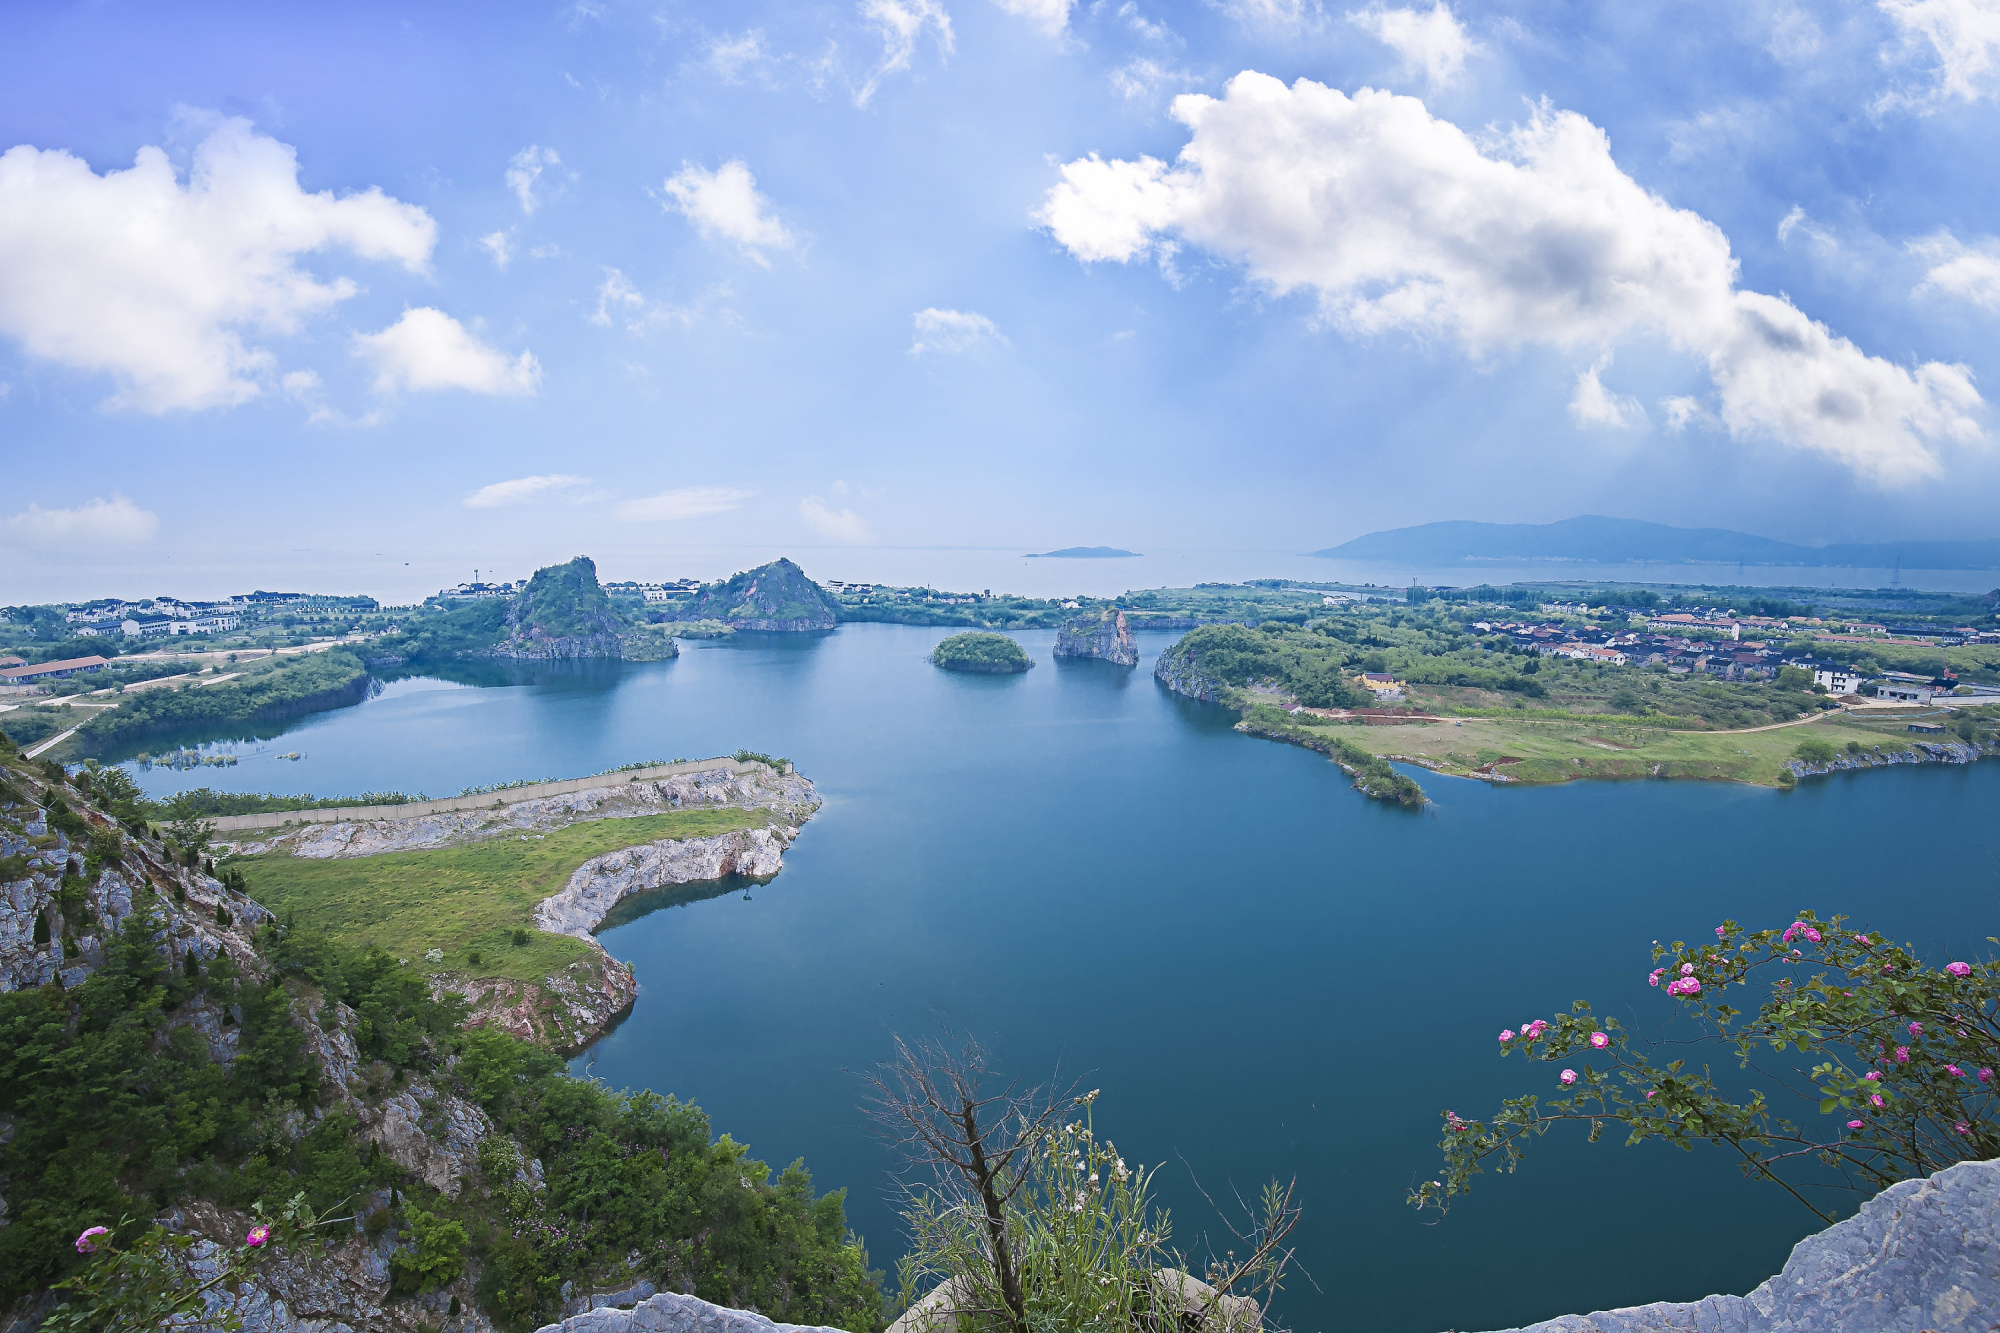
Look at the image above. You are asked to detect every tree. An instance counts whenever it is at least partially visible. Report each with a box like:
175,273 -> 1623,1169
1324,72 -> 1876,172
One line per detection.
1413,911 -> 1997,1225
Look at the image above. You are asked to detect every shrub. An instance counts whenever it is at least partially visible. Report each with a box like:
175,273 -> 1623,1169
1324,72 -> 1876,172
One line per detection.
1793,738 -> 1837,765
390,1209 -> 469,1293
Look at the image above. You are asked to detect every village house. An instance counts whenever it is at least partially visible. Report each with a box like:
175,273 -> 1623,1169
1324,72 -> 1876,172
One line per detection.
2,655 -> 111,684
1811,665 -> 1865,695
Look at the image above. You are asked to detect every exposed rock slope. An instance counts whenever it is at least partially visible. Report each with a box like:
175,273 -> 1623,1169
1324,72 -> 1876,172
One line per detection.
672,558 -> 839,631
1466,1157 -> 1999,1333
1054,609 -> 1139,666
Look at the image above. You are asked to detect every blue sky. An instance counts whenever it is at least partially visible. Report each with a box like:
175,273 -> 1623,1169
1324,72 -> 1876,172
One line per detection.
3,0 -> 1998,602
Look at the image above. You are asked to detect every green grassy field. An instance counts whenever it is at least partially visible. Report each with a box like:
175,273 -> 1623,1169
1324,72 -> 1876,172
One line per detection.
1294,707 -> 1975,787
234,806 -> 771,979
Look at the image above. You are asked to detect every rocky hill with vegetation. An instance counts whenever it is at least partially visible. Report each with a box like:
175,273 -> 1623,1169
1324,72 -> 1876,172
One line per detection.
929,632 -> 1034,674
672,559 -> 839,631
1053,609 -> 1138,666
0,740 -> 879,1333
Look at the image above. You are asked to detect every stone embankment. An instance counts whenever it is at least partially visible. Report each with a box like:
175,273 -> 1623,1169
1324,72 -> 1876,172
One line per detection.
1054,609 -> 1139,666
1466,1157 -> 1997,1333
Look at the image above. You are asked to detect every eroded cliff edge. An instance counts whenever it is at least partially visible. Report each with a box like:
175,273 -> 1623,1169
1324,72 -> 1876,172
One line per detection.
217,762 -> 820,1051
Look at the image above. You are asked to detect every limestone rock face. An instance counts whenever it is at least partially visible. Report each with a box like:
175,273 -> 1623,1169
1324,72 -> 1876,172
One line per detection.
1153,633 -> 1233,704
1054,610 -> 1139,666
1465,1157 -> 2000,1333
534,827 -> 795,938
532,1289 -> 851,1333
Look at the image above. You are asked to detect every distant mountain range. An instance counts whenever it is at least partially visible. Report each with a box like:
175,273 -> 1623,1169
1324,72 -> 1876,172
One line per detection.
1026,546 -> 1142,559
1311,517 -> 2000,571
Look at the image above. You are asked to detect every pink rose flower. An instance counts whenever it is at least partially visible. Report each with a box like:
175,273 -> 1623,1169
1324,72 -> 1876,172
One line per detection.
1909,1022 -> 1923,1035
1946,962 -> 1971,978
1589,1032 -> 1610,1049
1980,1068 -> 1994,1083
75,1226 -> 109,1254
1715,926 -> 1726,939
1846,1120 -> 1864,1130
1896,1046 -> 1910,1063
1802,927 -> 1821,943
1869,1093 -> 1885,1108
245,1225 -> 271,1248
1864,1070 -> 1881,1081
1946,1065 -> 1965,1078
1499,1030 -> 1515,1042
1955,1122 -> 1971,1136
1559,1069 -> 1578,1086
1649,969 -> 1664,987
1644,1090 -> 1655,1098
1681,962 -> 1695,975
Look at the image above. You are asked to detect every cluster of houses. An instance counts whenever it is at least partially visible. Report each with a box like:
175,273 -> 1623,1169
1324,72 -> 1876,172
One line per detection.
1472,615 -> 1979,703
65,596 -> 244,639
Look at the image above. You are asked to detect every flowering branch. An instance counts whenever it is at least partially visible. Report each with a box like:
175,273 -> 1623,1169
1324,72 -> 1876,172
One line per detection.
1410,912 -> 1997,1223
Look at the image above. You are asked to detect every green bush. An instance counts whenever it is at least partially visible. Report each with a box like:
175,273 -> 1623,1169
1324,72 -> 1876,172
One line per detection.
1793,738 -> 1837,765
391,1209 -> 470,1292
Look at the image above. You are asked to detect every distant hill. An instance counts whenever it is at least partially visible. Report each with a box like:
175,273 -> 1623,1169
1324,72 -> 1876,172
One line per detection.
490,555 -> 652,660
1312,517 -> 2000,570
677,557 -> 839,630
1026,546 -> 1142,559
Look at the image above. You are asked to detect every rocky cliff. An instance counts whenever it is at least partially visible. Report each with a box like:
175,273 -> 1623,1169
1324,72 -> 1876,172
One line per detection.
673,558 -> 839,631
1152,633 -> 1236,704
1054,609 -> 1139,666
1465,1157 -> 1998,1333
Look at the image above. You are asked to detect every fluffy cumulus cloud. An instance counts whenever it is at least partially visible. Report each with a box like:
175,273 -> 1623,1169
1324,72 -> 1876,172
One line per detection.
992,0 -> 1075,39
663,161 -> 797,266
910,307 -> 1006,353
1911,230 -> 2000,307
856,0 -> 954,106
1877,0 -> 2000,106
351,308 -> 542,396
616,487 -> 753,521
0,115 -> 434,412
1036,73 -> 1983,483
464,474 -> 591,508
1347,4 -> 1479,88
2,495 -> 159,548
799,494 -> 874,543
506,145 -> 563,213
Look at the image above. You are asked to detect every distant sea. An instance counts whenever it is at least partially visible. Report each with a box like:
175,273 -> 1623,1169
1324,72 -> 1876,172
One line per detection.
18,545 -> 1999,605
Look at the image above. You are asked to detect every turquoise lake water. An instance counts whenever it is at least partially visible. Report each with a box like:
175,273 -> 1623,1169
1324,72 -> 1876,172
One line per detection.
123,625 -> 2000,1333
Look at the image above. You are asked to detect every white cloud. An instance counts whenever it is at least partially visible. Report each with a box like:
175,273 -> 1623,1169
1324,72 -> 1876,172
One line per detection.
706,30 -> 774,82
993,0 -> 1074,39
1348,4 -> 1480,88
1036,73 -> 1983,484
465,474 -> 592,509
1877,0 -> 2000,107
800,495 -> 875,543
617,487 -> 754,521
2,495 -> 159,548
910,307 -> 1007,353
1910,230 -> 2000,308
352,308 -> 542,396
1569,355 -> 1646,429
1117,2 -> 1179,43
1661,395 -> 1716,433
1220,0 -> 1319,29
506,145 -> 563,213
1111,57 -> 1199,101
856,0 -> 954,107
480,231 -> 514,269
1776,205 -> 1838,255
1767,5 -> 1825,63
0,115 -> 434,413
589,268 -> 729,333
662,161 -> 797,266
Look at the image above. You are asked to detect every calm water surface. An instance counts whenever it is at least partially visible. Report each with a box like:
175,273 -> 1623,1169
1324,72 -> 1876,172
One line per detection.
125,626 -> 2000,1333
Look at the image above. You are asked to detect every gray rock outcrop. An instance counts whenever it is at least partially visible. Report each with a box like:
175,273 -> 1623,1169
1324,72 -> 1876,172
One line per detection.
533,1290 -> 848,1333
1055,609 -> 1139,666
534,827 -> 795,937
1466,1157 -> 1999,1333
1153,635 -> 1234,704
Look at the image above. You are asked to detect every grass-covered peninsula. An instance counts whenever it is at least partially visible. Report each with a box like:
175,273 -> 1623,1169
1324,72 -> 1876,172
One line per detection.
930,631 -> 1034,674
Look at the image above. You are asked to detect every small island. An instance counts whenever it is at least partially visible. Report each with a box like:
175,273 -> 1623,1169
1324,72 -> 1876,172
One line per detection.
931,631 -> 1035,674
1027,545 -> 1142,558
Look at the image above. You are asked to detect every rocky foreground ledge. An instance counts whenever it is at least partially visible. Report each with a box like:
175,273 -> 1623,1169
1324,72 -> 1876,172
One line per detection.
1469,1157 -> 1996,1333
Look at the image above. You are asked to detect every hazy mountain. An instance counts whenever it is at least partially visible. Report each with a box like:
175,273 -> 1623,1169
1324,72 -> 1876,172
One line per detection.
1312,517 -> 2000,570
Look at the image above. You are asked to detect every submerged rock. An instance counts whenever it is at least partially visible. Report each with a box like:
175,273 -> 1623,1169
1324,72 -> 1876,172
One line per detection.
1054,609 -> 1139,666
1465,1157 -> 1999,1333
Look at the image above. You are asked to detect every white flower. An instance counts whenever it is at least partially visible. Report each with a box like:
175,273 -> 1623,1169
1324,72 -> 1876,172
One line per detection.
423,948 -> 444,963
